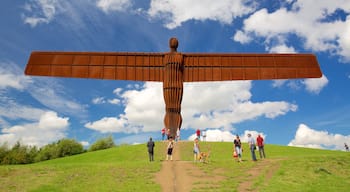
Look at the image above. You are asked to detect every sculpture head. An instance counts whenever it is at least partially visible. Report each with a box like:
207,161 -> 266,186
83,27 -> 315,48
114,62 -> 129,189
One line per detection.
169,37 -> 178,52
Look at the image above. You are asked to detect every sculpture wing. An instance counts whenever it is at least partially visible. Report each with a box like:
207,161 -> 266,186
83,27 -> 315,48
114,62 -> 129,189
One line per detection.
25,51 -> 165,81
183,53 -> 322,82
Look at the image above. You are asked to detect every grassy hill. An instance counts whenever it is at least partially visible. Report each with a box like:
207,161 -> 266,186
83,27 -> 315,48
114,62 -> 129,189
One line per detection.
0,141 -> 349,191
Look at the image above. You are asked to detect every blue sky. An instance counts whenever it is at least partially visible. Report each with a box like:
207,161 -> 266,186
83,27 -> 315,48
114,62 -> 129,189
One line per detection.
0,0 -> 349,150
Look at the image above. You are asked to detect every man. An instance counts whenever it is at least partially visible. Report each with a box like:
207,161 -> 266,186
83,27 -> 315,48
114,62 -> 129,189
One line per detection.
256,134 -> 266,159
147,137 -> 155,161
248,133 -> 257,161
196,129 -> 201,140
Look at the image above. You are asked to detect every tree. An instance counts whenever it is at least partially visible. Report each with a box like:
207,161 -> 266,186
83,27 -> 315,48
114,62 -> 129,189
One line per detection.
89,136 -> 115,151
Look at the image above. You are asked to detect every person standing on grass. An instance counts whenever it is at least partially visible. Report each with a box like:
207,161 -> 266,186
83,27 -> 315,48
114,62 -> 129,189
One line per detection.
256,134 -> 266,159
234,135 -> 242,162
166,137 -> 174,161
193,138 -> 200,162
196,129 -> 201,140
161,128 -> 166,141
202,130 -> 207,142
248,133 -> 257,161
345,143 -> 349,151
147,137 -> 155,162
176,128 -> 180,142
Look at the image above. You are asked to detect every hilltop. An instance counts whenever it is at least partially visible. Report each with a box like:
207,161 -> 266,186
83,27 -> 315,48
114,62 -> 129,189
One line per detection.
0,141 -> 349,191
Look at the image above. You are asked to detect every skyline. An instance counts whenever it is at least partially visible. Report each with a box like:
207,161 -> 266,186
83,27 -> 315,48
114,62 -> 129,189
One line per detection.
1,0 -> 349,150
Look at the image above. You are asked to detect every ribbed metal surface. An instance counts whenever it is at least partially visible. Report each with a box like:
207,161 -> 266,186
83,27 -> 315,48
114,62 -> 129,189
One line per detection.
25,52 -> 164,81
24,39 -> 322,138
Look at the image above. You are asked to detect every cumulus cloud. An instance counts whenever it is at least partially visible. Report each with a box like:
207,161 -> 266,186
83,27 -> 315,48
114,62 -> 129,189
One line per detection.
0,111 -> 69,147
289,124 -> 350,150
302,75 -> 329,94
271,74 -> 328,94
86,81 -> 297,134
234,0 -> 350,61
147,0 -> 257,29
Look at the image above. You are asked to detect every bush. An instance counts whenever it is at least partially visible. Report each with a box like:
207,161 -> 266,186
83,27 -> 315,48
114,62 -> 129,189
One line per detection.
89,136 -> 115,151
35,139 -> 84,162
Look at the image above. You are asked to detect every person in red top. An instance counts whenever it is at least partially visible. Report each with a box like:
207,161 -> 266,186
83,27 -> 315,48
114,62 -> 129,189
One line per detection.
196,129 -> 201,140
256,134 -> 266,159
161,128 -> 166,140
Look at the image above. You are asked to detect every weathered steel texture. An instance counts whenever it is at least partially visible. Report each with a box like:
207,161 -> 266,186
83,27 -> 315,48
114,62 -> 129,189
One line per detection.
25,52 -> 164,81
24,38 -> 323,138
183,53 -> 321,81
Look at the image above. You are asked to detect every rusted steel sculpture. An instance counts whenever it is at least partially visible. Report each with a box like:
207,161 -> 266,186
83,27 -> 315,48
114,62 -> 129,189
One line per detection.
25,37 -> 322,138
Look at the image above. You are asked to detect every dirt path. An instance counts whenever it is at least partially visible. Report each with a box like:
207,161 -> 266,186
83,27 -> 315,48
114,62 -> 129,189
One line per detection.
237,158 -> 282,192
155,141 -> 223,192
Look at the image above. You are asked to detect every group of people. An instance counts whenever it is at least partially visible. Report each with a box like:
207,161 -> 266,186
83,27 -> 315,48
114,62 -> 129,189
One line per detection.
161,127 -> 180,142
148,128 -> 267,163
233,134 -> 266,162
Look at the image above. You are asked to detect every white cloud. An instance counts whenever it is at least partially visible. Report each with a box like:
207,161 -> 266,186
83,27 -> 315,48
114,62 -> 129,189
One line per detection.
0,111 -> 69,147
268,44 -> 296,53
96,0 -> 132,13
86,81 -> 297,134
27,77 -> 88,119
234,1 -> 350,61
271,75 -> 328,94
302,75 -> 329,94
147,0 -> 257,29
92,97 -> 106,104
85,117 -> 129,133
288,124 -> 350,150
108,98 -> 120,105
0,61 -> 32,90
23,0 -> 59,27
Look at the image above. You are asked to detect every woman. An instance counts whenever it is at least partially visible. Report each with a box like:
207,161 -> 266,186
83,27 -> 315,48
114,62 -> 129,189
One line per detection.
166,137 -> 174,161
193,138 -> 200,162
234,135 -> 242,162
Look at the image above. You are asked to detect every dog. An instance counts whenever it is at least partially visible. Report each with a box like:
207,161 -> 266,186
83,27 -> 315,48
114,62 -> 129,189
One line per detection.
198,151 -> 210,163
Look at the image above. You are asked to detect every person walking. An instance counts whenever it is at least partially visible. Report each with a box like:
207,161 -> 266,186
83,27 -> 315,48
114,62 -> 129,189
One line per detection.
256,134 -> 266,159
248,133 -> 257,161
166,137 -> 174,161
147,137 -> 155,161
234,135 -> 242,162
193,138 -> 200,162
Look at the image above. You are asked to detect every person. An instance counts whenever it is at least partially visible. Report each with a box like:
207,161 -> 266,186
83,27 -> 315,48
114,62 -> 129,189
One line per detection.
233,135 -> 242,162
166,137 -> 174,161
147,137 -> 155,161
248,133 -> 257,161
196,129 -> 201,140
193,138 -> 200,162
175,128 -> 180,142
202,130 -> 207,142
345,143 -> 349,151
256,134 -> 266,159
167,128 -> 171,140
161,128 -> 166,140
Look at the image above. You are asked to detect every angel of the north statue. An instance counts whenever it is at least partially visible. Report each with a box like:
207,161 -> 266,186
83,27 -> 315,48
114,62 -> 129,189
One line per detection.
24,37 -> 322,138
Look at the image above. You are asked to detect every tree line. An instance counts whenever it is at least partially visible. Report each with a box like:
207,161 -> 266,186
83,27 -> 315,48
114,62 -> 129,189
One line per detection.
0,136 -> 115,165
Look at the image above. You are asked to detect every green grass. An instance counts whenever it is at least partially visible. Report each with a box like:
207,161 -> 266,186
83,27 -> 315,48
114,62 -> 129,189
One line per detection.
1,141 -> 349,191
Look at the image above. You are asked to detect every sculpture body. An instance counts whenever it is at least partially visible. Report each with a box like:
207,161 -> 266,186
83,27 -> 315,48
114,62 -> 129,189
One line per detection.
24,38 -> 322,138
